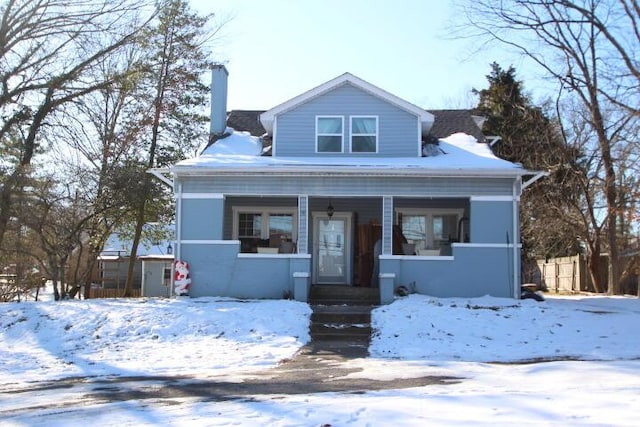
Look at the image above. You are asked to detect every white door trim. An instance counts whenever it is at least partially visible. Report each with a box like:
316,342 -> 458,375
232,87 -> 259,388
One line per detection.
312,212 -> 352,285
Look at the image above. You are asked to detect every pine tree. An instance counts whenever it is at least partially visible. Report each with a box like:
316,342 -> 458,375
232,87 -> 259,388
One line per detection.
474,63 -> 582,281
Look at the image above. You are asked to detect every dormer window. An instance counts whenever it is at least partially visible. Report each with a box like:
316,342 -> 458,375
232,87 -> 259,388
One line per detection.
316,116 -> 343,153
351,116 -> 378,153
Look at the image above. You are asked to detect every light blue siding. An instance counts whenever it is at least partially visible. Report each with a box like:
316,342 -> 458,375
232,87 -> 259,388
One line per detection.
470,200 -> 515,244
275,83 -> 420,157
180,198 -> 223,240
380,244 -> 521,298
180,175 -> 514,197
180,241 -> 311,299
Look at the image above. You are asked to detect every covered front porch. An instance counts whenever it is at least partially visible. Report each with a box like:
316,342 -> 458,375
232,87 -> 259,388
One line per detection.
174,173 -> 521,302
225,195 -> 468,272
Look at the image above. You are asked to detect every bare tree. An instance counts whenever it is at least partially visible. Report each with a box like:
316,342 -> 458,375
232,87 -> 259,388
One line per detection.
0,0 -> 154,249
459,0 -> 639,294
42,46 -> 150,297
121,0 -> 218,297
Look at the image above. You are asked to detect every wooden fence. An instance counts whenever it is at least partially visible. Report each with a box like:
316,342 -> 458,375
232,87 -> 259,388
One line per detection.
88,288 -> 141,299
536,255 -> 606,293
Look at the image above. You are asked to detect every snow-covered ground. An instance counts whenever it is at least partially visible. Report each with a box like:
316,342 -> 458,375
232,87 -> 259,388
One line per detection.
1,291 -> 639,425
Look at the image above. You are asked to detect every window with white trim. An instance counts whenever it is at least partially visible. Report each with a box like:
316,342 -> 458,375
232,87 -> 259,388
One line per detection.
350,116 -> 378,153
233,207 -> 297,253
316,116 -> 343,153
396,209 -> 464,255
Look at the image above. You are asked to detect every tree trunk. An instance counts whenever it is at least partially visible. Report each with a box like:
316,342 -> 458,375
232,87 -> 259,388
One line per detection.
592,95 -> 621,294
122,15 -> 174,297
587,241 -> 603,293
51,265 -> 60,301
122,197 -> 148,297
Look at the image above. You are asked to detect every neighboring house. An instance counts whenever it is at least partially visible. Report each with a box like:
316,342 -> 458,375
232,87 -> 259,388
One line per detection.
96,227 -> 174,298
153,66 -> 544,303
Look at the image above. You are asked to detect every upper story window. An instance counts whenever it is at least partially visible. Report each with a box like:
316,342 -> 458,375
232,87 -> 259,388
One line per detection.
316,116 -> 343,153
351,116 -> 378,153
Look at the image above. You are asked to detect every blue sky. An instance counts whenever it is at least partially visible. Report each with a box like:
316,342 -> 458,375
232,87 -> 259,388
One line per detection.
192,0 -> 542,111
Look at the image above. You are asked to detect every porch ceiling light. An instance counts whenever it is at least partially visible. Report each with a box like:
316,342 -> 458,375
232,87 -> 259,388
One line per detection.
327,201 -> 335,219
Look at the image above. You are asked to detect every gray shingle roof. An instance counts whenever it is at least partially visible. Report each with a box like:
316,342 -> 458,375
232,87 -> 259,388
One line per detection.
428,110 -> 485,142
227,110 -> 266,137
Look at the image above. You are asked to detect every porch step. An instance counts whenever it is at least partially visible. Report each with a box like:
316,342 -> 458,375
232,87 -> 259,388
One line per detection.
308,285 -> 378,353
311,305 -> 372,324
309,322 -> 372,343
309,285 -> 379,306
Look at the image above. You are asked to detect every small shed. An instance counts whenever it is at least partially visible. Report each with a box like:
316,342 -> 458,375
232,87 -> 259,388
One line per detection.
93,224 -> 175,298
140,255 -> 174,297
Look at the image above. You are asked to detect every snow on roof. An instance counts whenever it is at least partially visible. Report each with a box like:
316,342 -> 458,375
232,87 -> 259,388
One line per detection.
101,224 -> 175,258
175,128 -> 523,175
439,132 -> 504,160
202,128 -> 262,156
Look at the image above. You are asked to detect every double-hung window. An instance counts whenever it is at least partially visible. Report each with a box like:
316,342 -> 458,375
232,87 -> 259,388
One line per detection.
350,116 -> 378,153
233,207 -> 296,253
316,116 -> 343,153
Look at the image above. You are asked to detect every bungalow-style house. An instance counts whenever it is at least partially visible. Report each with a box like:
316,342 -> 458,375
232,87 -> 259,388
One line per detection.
152,65 -> 544,303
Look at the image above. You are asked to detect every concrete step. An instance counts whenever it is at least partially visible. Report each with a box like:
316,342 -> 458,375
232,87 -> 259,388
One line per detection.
309,286 -> 379,306
308,286 -> 377,349
310,322 -> 371,336
311,331 -> 372,342
311,311 -> 371,325
311,305 -> 371,323
310,285 -> 379,299
300,340 -> 369,357
310,300 -> 378,307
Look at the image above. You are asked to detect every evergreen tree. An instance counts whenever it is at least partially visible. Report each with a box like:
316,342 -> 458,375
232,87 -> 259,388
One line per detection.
474,63 -> 582,279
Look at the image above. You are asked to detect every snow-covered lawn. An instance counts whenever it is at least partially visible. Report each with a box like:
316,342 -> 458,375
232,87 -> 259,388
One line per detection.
0,297 -> 311,384
1,292 -> 639,425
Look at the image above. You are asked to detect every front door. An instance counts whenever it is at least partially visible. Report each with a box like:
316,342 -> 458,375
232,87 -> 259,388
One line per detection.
312,213 -> 352,285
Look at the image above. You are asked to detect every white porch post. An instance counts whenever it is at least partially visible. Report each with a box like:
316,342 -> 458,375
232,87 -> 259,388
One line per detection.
176,182 -> 182,262
298,195 -> 308,254
513,180 -> 521,298
380,195 -> 396,304
382,196 -> 394,255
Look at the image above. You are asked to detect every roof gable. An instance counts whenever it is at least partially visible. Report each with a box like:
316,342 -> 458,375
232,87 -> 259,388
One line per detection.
259,73 -> 434,135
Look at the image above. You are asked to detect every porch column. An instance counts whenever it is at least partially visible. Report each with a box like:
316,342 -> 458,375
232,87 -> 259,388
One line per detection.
382,196 -> 393,255
297,195 -> 308,254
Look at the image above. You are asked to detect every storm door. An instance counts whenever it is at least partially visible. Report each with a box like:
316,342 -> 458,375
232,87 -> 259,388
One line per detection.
312,212 -> 352,285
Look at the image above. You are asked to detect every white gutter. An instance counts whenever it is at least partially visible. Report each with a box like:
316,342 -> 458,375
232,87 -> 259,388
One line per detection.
148,168 -> 173,189
512,180 -> 519,298
522,171 -> 549,190
169,166 -> 536,178
176,182 -> 182,262
487,136 -> 502,147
